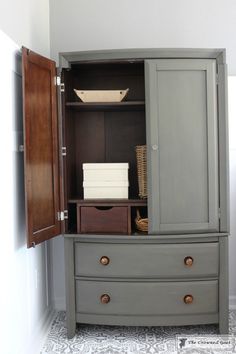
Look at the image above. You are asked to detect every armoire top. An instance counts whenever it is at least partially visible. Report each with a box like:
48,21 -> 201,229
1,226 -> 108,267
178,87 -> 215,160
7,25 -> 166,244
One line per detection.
59,48 -> 226,68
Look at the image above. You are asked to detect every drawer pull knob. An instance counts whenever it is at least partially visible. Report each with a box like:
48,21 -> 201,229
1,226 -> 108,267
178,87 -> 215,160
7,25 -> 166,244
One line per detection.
100,294 -> 110,304
184,294 -> 194,304
184,256 -> 194,267
100,256 -> 110,266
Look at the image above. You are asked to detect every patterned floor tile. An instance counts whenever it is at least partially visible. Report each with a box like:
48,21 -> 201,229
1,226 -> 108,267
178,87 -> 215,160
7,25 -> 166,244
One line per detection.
41,311 -> 236,354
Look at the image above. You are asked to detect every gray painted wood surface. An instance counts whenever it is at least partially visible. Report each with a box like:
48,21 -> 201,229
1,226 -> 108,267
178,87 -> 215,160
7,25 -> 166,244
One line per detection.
65,235 -> 228,334
76,313 -> 219,327
64,238 -> 76,338
218,64 -> 230,233
59,48 -> 226,68
65,232 -> 227,241
219,236 -> 229,333
76,279 -> 218,316
145,59 -> 219,234
75,242 -> 219,278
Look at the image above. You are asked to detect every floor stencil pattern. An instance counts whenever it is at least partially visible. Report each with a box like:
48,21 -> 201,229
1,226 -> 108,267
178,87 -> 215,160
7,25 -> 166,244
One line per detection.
41,311 -> 236,354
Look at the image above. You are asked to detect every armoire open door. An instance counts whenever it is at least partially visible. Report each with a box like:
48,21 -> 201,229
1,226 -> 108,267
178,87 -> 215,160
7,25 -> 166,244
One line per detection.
22,47 -> 61,248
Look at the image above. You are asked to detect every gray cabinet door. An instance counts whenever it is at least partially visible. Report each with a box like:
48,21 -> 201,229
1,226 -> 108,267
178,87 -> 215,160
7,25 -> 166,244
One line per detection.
145,59 -> 218,234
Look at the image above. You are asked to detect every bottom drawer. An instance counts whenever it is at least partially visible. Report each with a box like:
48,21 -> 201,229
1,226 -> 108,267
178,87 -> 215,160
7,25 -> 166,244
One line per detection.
76,280 -> 218,316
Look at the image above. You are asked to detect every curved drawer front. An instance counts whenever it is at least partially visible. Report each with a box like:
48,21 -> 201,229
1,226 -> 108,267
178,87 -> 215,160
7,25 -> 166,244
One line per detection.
76,280 -> 218,315
75,242 -> 219,278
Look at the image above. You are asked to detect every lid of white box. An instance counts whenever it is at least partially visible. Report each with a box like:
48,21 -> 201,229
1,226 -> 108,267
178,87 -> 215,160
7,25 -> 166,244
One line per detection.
83,163 -> 129,169
83,181 -> 129,187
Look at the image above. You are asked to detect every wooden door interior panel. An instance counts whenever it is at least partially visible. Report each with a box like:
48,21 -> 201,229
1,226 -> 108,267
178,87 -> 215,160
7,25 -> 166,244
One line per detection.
22,47 -> 61,247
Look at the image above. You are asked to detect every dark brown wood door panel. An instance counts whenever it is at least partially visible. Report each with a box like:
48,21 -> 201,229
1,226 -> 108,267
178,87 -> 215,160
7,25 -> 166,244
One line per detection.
22,47 -> 61,247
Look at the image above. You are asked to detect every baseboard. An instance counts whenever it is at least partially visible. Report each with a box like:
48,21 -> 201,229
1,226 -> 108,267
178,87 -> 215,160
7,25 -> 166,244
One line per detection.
229,296 -> 236,310
22,307 -> 56,354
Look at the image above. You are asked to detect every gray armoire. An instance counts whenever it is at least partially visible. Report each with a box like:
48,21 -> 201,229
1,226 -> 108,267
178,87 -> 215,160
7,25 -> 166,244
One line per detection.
22,48 -> 229,339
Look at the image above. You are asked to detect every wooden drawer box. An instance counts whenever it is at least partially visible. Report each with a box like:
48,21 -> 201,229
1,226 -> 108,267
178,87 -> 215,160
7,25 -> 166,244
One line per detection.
74,242 -> 219,278
76,279 -> 218,316
77,206 -> 130,234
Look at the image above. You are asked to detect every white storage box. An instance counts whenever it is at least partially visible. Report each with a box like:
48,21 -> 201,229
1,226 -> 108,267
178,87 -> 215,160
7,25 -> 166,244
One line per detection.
83,181 -> 129,199
83,163 -> 129,182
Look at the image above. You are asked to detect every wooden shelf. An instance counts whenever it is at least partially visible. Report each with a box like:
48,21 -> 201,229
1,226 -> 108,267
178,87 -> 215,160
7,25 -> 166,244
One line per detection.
68,198 -> 147,206
65,101 -> 145,111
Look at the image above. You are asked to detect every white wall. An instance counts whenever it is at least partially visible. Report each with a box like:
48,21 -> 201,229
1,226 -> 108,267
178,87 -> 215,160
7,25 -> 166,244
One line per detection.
49,0 -> 236,74
0,0 -> 50,57
48,0 -> 236,310
0,1 -> 52,353
228,77 -> 236,307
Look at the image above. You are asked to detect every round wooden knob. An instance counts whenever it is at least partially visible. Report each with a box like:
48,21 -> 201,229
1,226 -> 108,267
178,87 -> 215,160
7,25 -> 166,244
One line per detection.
100,294 -> 110,304
100,256 -> 110,266
184,294 -> 194,304
184,256 -> 194,267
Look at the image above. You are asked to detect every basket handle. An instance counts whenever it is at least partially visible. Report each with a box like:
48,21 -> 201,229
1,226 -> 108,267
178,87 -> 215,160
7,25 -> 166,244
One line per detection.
136,209 -> 141,219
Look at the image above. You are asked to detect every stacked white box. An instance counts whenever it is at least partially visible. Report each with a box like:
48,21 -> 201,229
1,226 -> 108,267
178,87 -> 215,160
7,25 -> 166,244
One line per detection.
83,163 -> 129,199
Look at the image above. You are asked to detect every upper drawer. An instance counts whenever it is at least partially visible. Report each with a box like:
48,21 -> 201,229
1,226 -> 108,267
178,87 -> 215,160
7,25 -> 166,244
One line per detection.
74,242 -> 219,279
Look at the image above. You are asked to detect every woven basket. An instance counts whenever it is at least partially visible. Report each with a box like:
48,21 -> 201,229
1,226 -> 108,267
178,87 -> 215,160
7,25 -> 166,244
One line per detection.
135,209 -> 148,233
135,145 -> 147,199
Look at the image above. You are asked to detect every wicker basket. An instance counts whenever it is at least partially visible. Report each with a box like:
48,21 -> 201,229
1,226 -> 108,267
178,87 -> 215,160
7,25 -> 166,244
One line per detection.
135,209 -> 148,232
135,145 -> 147,199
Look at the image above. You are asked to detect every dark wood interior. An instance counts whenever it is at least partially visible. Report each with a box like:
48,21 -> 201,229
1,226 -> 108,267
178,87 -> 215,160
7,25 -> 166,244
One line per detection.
62,61 -> 146,233
66,62 -> 145,101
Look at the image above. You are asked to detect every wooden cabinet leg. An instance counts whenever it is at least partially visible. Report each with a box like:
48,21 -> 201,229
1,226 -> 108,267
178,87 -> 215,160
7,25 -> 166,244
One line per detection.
67,321 -> 76,339
219,236 -> 229,334
64,237 -> 76,338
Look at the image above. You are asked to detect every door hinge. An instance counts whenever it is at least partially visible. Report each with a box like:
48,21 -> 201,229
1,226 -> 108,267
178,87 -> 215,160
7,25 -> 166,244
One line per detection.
57,210 -> 68,221
62,146 -> 67,156
216,74 -> 219,85
218,208 -> 221,219
55,76 -> 65,92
